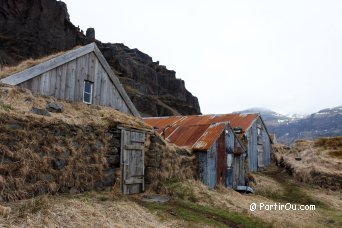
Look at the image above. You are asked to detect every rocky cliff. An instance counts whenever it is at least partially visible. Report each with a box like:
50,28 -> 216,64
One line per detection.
0,0 -> 201,116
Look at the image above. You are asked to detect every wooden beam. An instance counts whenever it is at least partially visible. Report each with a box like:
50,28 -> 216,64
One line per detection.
124,177 -> 144,185
124,144 -> 145,150
0,43 -> 95,85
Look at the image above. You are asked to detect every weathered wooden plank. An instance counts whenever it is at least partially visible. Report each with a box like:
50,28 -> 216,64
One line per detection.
124,144 -> 144,150
65,59 -> 76,100
48,69 -> 57,97
55,66 -> 62,98
59,64 -> 68,99
87,52 -> 96,82
124,178 -> 144,185
93,57 -> 101,104
93,44 -> 140,117
41,71 -> 50,96
99,66 -> 108,105
0,43 -> 95,85
75,54 -> 89,102
30,74 -> 40,94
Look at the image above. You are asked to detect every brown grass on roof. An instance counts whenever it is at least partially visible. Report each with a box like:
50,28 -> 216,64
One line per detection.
0,46 -> 81,80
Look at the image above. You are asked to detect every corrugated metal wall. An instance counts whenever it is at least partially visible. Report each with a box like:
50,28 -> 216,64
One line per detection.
196,126 -> 248,189
246,117 -> 272,172
225,126 -> 246,188
196,151 -> 208,185
207,143 -> 217,189
225,128 -> 234,188
246,122 -> 258,172
262,125 -> 271,166
216,132 -> 226,185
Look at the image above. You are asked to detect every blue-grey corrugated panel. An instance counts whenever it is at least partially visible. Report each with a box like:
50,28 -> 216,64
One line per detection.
262,129 -> 271,166
207,143 -> 217,189
247,123 -> 258,172
224,126 -> 246,188
196,151 -> 208,186
225,127 -> 234,188
239,154 -> 246,185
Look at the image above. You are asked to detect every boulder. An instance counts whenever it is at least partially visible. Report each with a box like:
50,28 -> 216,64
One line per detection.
31,107 -> 51,117
46,102 -> 64,113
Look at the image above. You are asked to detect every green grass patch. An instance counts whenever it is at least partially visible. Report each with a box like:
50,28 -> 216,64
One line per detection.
141,199 -> 271,228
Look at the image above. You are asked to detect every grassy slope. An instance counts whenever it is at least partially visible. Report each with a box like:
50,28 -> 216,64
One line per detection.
1,169 -> 340,227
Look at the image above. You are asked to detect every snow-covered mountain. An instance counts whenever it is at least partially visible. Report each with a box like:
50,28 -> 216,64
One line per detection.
235,106 -> 342,145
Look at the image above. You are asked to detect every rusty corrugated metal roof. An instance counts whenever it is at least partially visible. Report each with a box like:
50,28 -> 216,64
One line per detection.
144,114 -> 259,151
193,123 -> 227,150
167,124 -> 210,149
144,113 -> 258,133
144,116 -> 228,150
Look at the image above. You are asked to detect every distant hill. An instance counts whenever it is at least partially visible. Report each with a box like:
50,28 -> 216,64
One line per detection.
236,107 -> 342,145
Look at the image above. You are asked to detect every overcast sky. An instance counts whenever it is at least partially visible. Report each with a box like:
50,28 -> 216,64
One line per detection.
63,0 -> 342,115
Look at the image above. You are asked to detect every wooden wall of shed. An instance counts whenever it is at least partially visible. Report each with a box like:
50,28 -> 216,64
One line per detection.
246,117 -> 272,172
18,53 -> 132,115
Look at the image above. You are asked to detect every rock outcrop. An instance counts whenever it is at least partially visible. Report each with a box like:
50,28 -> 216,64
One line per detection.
98,42 -> 201,116
0,0 -> 201,116
0,0 -> 84,66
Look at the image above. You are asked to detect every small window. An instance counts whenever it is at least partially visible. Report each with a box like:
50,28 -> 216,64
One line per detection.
257,128 -> 261,136
227,154 -> 233,168
83,81 -> 93,104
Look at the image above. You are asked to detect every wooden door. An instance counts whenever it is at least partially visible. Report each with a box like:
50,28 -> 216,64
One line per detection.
121,129 -> 145,195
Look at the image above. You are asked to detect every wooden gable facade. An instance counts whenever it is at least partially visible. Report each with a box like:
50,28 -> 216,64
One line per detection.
0,43 -> 140,117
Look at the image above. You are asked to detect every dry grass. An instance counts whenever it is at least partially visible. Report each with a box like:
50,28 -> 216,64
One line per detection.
0,46 -> 81,79
0,192 -> 181,228
0,84 -> 148,129
251,173 -> 285,198
274,140 -> 342,190
314,137 -> 342,149
145,133 -> 197,195
0,179 -> 340,227
314,137 -> 342,159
